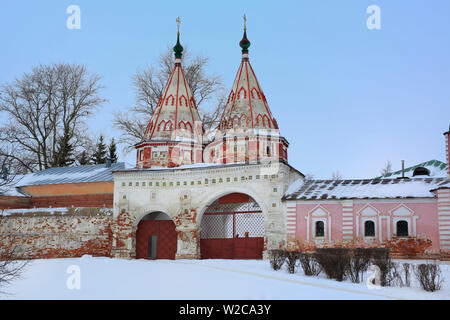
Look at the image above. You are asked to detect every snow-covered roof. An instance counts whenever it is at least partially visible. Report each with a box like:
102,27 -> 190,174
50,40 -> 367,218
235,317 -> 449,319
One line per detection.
284,177 -> 448,200
15,162 -> 125,187
0,175 -> 29,197
375,160 -> 447,179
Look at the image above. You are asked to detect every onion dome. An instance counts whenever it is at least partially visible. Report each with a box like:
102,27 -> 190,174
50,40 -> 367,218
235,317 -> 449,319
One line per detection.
173,33 -> 183,59
239,30 -> 250,54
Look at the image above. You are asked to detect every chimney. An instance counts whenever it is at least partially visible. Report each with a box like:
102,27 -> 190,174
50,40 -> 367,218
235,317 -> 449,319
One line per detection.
106,157 -> 112,168
396,160 -> 409,180
445,126 -> 450,178
402,160 -> 405,178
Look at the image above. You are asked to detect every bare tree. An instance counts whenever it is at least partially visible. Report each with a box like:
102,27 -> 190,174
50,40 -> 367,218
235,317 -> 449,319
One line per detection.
380,160 -> 392,176
331,170 -> 343,180
304,173 -> 315,181
0,63 -> 106,172
114,46 -> 225,151
0,239 -> 29,295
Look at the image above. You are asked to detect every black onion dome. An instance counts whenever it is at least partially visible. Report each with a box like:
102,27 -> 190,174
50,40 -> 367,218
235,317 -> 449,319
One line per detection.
239,30 -> 251,54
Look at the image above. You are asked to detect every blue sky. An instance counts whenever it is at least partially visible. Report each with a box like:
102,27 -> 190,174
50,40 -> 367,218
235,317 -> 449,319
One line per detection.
0,0 -> 449,178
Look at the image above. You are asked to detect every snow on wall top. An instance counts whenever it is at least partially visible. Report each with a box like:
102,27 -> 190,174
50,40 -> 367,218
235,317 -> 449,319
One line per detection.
15,162 -> 125,187
284,177 -> 448,200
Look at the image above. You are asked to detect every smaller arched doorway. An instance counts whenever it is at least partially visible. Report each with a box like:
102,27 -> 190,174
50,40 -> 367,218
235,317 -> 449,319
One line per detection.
136,212 -> 177,259
200,193 -> 264,259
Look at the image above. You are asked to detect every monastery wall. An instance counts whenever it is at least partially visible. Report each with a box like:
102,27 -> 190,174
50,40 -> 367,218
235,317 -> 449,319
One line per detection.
0,207 -> 114,259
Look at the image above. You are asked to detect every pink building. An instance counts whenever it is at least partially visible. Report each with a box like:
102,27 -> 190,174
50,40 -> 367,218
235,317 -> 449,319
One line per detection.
283,129 -> 450,258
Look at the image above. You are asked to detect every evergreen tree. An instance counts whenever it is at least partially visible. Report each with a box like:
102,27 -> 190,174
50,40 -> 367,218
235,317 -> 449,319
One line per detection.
108,138 -> 118,163
91,135 -> 107,164
53,137 -> 75,167
78,150 -> 91,166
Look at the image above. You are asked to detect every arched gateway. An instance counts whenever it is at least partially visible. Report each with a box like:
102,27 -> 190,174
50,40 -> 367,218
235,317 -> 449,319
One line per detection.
200,193 -> 264,259
135,212 -> 177,259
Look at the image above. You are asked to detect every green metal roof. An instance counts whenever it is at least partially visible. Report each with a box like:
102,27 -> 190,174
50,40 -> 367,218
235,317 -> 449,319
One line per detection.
374,160 -> 447,179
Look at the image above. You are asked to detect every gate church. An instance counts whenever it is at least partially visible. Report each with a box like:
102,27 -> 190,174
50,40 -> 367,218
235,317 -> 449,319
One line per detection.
115,18 -> 300,259
1,20 -> 449,261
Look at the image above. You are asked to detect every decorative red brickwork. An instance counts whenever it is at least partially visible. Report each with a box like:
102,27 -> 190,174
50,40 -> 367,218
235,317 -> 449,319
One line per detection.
30,194 -> 113,208
285,235 -> 442,260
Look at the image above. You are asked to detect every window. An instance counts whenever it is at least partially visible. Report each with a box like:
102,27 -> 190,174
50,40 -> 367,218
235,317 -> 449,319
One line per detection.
142,182 -> 146,187
315,221 -> 325,237
396,220 -> 409,237
267,146 -> 271,156
364,221 -> 375,237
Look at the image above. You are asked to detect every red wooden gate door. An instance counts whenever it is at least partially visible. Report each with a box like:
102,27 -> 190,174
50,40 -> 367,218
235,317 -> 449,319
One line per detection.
136,218 -> 177,259
200,193 -> 264,259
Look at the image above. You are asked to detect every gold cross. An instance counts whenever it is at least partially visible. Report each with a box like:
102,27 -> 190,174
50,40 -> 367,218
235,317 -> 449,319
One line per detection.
176,16 -> 181,34
243,14 -> 247,31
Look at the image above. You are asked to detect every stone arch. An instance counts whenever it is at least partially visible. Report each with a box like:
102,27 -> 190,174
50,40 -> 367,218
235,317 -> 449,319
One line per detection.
133,208 -> 175,228
197,186 -> 269,227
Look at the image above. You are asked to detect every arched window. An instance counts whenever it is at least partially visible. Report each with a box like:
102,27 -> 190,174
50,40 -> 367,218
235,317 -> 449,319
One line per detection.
364,220 -> 375,237
266,146 -> 271,156
315,221 -> 324,237
396,220 -> 409,237
413,167 -> 430,177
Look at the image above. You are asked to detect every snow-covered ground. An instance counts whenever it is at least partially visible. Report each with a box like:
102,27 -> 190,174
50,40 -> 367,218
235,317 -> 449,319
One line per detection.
1,256 -> 449,300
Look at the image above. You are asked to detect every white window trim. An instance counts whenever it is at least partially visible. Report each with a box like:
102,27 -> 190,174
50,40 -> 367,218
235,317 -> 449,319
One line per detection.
306,205 -> 332,243
390,204 -> 417,238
